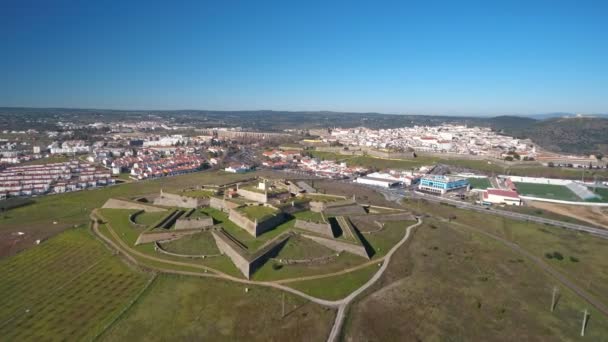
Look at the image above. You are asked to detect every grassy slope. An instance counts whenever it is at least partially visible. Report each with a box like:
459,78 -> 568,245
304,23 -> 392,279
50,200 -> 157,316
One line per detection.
0,170 -> 252,231
98,208 -> 243,278
288,264 -> 380,301
100,274 -> 336,341
407,200 -> 608,307
237,205 -> 278,221
0,228 -> 149,340
134,211 -> 168,226
345,219 -> 608,341
159,232 -> 220,255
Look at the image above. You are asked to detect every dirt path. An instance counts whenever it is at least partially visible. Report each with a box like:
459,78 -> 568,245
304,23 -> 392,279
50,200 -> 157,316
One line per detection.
529,201 -> 608,229
327,218 -> 423,342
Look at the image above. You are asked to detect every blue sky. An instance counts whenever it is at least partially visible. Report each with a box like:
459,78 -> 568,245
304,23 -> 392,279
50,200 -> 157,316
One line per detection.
1,0 -> 607,115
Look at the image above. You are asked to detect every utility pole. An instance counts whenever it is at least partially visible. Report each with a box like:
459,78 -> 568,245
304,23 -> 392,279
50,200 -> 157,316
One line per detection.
281,292 -> 285,318
550,286 -> 558,312
581,309 -> 588,337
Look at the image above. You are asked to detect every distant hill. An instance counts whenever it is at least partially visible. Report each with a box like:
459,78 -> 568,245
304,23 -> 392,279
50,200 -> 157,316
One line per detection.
482,115 -> 538,133
490,116 -> 608,155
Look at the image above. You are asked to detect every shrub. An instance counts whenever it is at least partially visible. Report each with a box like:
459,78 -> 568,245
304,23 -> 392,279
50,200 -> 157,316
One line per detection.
569,256 -> 579,263
545,253 -> 554,259
552,252 -> 564,260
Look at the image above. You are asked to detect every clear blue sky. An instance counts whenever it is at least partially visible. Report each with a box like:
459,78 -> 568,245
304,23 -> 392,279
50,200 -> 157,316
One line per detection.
1,0 -> 607,115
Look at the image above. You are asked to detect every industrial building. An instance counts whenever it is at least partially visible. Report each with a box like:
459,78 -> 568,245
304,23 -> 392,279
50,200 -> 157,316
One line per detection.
418,175 -> 469,194
355,172 -> 402,188
482,188 -> 522,206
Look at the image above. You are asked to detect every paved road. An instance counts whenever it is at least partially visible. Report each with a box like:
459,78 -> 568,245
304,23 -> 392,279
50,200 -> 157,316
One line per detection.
327,218 -> 423,342
359,183 -> 608,239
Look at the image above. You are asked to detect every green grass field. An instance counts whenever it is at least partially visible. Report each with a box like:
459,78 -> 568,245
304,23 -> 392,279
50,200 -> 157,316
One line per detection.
0,228 -> 150,340
586,186 -> 608,202
237,205 -> 278,221
181,189 -> 216,198
467,177 -> 491,189
288,263 -> 380,300
274,235 -> 335,260
514,182 -> 581,201
0,170 -> 253,232
133,211 -> 168,226
159,232 -> 220,255
292,210 -> 325,223
100,275 -> 335,341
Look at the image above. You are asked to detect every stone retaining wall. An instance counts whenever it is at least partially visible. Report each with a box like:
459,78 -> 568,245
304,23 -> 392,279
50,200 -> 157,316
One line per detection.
209,197 -> 240,212
174,216 -> 214,229
102,198 -> 166,212
294,219 -> 334,237
128,210 -> 148,229
153,191 -> 207,208
300,234 -> 369,259
154,241 -> 221,259
237,188 -> 268,203
135,229 -> 201,245
228,209 -> 257,236
211,230 -> 251,277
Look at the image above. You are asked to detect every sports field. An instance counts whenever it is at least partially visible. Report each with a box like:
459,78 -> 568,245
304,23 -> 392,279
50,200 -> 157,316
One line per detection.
0,228 -> 150,340
467,177 -> 491,190
513,182 -> 580,201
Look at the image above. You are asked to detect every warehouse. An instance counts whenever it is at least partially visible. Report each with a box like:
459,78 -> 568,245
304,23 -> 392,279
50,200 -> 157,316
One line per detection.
482,188 -> 522,206
355,172 -> 401,188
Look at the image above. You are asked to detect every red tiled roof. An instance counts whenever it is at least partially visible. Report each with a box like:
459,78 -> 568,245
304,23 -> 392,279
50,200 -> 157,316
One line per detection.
487,188 -> 520,198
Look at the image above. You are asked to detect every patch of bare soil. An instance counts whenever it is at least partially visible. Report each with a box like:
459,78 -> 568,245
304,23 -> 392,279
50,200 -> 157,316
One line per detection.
529,201 -> 608,229
0,222 -> 73,258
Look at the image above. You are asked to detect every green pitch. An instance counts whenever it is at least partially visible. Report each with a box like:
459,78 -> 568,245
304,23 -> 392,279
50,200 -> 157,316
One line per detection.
514,182 -> 580,201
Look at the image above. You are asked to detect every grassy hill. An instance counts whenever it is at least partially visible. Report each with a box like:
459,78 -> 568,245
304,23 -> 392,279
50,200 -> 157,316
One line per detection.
488,116 -> 608,155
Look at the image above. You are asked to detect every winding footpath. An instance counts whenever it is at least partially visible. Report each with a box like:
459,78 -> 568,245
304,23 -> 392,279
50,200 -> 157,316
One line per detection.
327,218 -> 423,342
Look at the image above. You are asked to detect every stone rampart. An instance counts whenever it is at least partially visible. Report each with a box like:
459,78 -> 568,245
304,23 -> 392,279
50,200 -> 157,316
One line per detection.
300,234 -> 369,259
211,230 -> 250,278
248,233 -> 291,275
294,219 -> 334,237
175,216 -> 214,229
135,229 -> 201,245
209,197 -> 240,212
153,191 -> 206,208
324,203 -> 366,216
256,213 -> 288,236
228,209 -> 257,236
237,188 -> 268,203
102,198 -> 166,212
